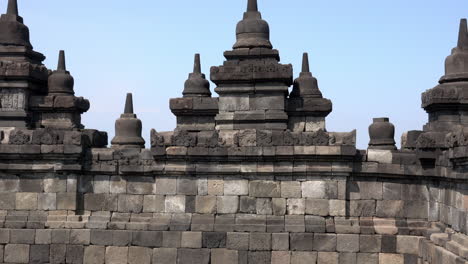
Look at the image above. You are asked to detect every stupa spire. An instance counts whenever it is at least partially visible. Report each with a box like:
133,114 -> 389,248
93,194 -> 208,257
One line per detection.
233,0 -> 272,49
7,0 -> 18,16
182,54 -> 211,97
458,19 -> 468,49
124,93 -> 134,114
193,53 -> 201,74
247,0 -> 258,12
57,50 -> 66,71
302,53 -> 310,73
111,93 -> 145,149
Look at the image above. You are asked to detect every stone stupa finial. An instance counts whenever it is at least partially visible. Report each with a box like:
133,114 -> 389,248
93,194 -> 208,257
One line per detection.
247,0 -> 258,12
290,53 -> 323,98
233,0 -> 272,49
182,54 -> 211,97
458,18 -> 468,50
440,18 -> 468,82
0,0 -> 32,48
7,0 -> 18,16
48,50 -> 75,95
111,93 -> 145,149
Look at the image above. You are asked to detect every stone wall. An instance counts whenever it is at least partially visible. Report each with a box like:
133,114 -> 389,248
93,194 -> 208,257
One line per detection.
0,151 -> 466,264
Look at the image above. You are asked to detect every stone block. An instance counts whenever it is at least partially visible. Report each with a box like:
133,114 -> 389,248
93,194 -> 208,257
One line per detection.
129,246 -> 152,264
224,179 -> 249,196
350,200 -> 375,217
396,236 -> 421,255
143,195 -> 165,213
165,195 -> 185,213
227,232 -> 249,250
305,199 -> 329,216
94,175 -> 110,193
0,175 -> 19,192
285,215 -> 305,232
217,196 -> 239,214
305,215 -> 326,232
211,248 -> 238,264
38,193 -> 56,210
163,231 -> 181,248
70,229 -> 90,245
0,229 -> 9,244
153,248 -> 177,264
376,200 -> 404,218
314,233 -> 337,252
195,195 -> 216,214
90,229 -> 112,246
110,176 -> 127,194
19,176 -> 43,192
127,176 -> 155,194
0,193 -> 15,209
208,179 -> 224,195
272,198 -> 286,215
197,178 -> 208,195
357,253 -> 378,264
177,177 -> 197,195
358,181 -> 383,200
360,235 -> 382,253
202,232 -> 226,248
318,252 -> 339,264
240,196 -> 256,213
16,192 -> 38,210
83,246 -> 105,264
256,198 -> 273,215
249,233 -> 271,250
132,231 -> 163,247
290,233 -> 313,251
248,251 -> 271,264
291,251 -> 317,264
67,245 -> 84,264
105,246 -> 128,264
381,235 -> 397,253
272,233 -> 289,251
281,181 -> 302,198
30,244 -> 49,264
181,231 -> 202,248
329,200 -> 346,216
177,249 -> 210,264
378,253 -> 403,264
338,253 -> 356,264
52,229 -> 70,244
10,229 -> 35,244
383,182 -> 402,200
56,193 -> 77,210
272,251 -> 290,264
337,234 -> 359,252
112,230 -> 132,246
302,181 -> 327,198
50,244 -> 67,263
118,195 -> 143,213
4,244 -> 29,263
35,229 -> 52,244
250,181 -> 280,197
287,198 -> 305,215
156,177 -> 177,195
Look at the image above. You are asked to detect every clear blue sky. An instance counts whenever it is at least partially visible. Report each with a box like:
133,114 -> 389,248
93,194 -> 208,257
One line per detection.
11,0 -> 468,148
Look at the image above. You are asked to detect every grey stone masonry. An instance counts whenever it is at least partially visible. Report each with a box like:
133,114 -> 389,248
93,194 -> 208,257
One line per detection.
0,0 -> 467,264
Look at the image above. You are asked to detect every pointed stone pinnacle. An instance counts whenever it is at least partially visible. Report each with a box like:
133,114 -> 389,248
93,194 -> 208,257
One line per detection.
7,0 -> 18,16
302,53 -> 310,73
458,19 -> 468,49
124,93 -> 134,114
247,0 -> 258,12
57,50 -> 66,71
193,53 -> 201,74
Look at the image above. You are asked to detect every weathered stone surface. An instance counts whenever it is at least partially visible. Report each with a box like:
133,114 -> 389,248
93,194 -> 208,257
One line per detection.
153,248 -> 177,264
83,245 -> 105,264
128,246 -> 152,264
4,244 -> 29,263
105,246 -> 128,264
177,248 -> 210,264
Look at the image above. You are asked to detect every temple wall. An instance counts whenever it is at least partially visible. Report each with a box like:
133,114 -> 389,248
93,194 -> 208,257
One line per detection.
0,158 -> 466,264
